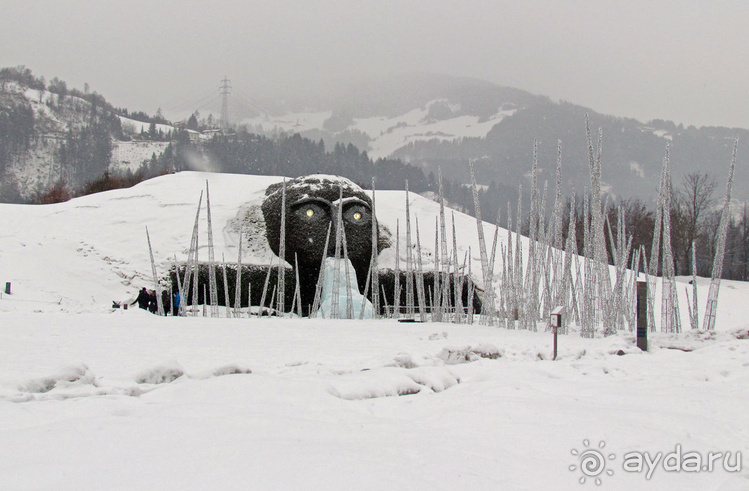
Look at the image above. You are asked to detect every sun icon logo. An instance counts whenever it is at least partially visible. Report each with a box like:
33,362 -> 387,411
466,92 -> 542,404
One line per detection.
569,439 -> 615,485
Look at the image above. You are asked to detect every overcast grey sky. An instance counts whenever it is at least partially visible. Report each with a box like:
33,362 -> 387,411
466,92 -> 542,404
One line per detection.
2,0 -> 748,128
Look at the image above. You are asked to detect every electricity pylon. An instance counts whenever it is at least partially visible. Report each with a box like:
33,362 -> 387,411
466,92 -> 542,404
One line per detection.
219,76 -> 232,131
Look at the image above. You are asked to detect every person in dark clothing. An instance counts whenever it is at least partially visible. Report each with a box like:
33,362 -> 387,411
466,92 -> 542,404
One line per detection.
132,287 -> 150,310
161,289 -> 171,316
148,290 -> 158,314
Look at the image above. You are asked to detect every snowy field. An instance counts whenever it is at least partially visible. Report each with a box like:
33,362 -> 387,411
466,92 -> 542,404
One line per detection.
111,140 -> 173,173
1,172 -> 748,490
117,115 -> 176,138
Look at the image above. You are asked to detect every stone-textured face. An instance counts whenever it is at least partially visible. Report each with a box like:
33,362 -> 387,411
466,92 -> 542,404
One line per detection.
261,175 -> 384,311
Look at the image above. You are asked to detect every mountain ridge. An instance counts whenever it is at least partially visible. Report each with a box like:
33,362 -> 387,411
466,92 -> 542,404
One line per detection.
2,68 -> 747,208
244,72 -> 748,204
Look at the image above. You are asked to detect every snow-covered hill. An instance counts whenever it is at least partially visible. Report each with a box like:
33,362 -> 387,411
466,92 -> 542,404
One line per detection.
117,115 -> 175,136
0,81 -> 176,198
1,171 -> 496,312
1,172 -> 748,490
111,139 -> 172,173
1,170 -> 744,328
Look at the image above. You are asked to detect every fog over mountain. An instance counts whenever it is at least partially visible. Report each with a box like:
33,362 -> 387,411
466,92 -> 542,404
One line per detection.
233,72 -> 748,207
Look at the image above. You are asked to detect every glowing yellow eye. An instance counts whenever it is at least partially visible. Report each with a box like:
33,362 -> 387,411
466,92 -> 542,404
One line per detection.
306,208 -> 314,217
353,212 -> 362,220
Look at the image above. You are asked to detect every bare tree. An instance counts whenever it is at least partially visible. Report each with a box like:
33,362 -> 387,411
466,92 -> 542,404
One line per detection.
604,198 -> 654,267
677,172 -> 716,275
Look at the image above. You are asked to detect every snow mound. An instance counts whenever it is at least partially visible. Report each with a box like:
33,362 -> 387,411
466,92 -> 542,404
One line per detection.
471,343 -> 502,359
327,365 -> 460,400
732,328 -> 749,340
211,364 -> 253,377
19,363 -> 97,393
191,363 -> 254,379
327,368 -> 423,399
404,367 -> 460,392
134,361 -> 255,385
389,353 -> 421,369
5,361 -> 255,403
654,329 -> 748,352
427,331 -> 448,340
134,361 -> 186,384
436,344 -> 502,364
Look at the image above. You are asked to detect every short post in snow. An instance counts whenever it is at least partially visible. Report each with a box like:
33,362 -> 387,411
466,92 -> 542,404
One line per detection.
4,282 -> 10,295
550,306 -> 564,360
636,280 -> 648,352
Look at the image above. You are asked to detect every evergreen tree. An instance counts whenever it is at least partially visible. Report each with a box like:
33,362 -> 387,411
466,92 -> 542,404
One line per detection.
187,113 -> 199,131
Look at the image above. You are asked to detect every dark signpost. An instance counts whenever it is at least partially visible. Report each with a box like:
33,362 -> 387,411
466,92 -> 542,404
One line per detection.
636,281 -> 648,351
550,306 -> 564,360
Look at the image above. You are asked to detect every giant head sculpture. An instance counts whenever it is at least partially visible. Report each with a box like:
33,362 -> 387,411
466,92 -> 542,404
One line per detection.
261,175 -> 387,311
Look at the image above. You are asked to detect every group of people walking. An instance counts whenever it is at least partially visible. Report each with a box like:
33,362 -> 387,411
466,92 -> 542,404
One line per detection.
132,287 -> 181,315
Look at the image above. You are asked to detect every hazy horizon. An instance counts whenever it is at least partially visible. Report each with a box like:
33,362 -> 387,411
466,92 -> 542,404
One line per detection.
2,0 -> 748,128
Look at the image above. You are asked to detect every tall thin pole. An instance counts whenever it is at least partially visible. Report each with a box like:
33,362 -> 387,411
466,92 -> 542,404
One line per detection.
205,180 -> 218,317
451,212 -> 463,324
488,204 -> 501,319
370,177 -> 380,317
514,184 -> 524,328
234,232 -> 243,318
259,259 -> 273,317
690,241 -> 698,330
311,223 -> 333,317
438,170 -> 451,318
506,204 -> 515,328
146,226 -> 164,316
525,144 -> 539,330
222,254 -> 231,318
649,156 -> 667,331
415,216 -> 427,322
467,247 -> 475,324
359,255 -> 373,320
174,255 -> 184,316
341,226 -> 354,319
433,216 -> 442,322
294,253 -> 303,317
704,138 -> 739,330
660,144 -> 681,333
393,219 -> 401,318
246,281 -> 252,317
268,286 -> 277,319
185,191 -> 203,316
219,76 -> 232,131
330,186 -> 344,319
469,159 -> 493,323
405,180 -> 415,318
277,179 -> 287,316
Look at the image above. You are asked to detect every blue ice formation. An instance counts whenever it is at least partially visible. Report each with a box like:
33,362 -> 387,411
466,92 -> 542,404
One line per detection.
318,257 -> 374,319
